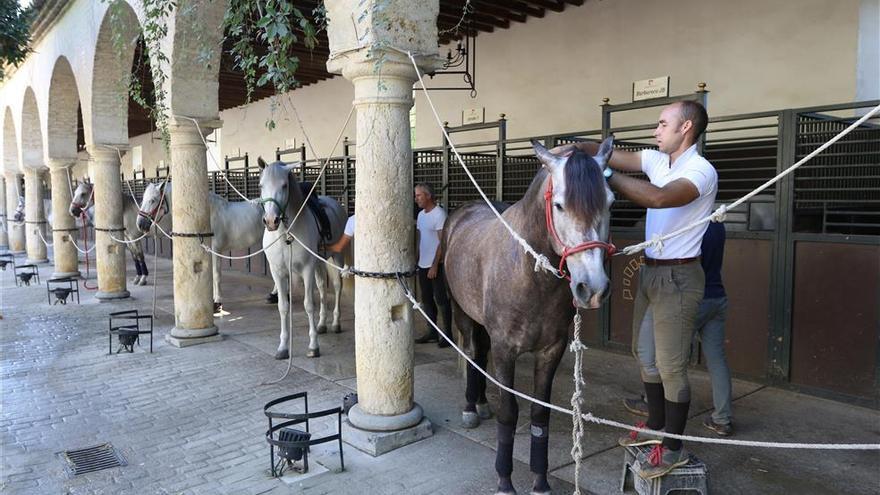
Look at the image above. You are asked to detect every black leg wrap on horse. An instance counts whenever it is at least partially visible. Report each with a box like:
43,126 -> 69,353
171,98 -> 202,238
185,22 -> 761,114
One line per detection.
495,422 -> 516,477
465,363 -> 486,407
529,423 -> 550,475
134,260 -> 143,276
140,260 -> 149,277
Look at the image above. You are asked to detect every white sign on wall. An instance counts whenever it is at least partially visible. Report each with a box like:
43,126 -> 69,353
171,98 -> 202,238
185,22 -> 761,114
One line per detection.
632,76 -> 670,102
462,107 -> 485,125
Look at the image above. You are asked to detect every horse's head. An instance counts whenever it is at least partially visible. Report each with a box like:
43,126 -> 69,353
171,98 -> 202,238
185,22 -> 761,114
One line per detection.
69,181 -> 93,218
532,136 -> 615,309
258,157 -> 302,231
13,197 -> 25,222
137,180 -> 168,232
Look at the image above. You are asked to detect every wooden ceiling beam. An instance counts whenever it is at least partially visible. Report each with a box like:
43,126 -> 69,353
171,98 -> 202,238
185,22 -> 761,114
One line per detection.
519,0 -> 566,12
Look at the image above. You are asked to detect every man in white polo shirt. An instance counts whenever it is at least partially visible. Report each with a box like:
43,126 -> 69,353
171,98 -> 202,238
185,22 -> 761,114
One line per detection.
562,100 -> 717,479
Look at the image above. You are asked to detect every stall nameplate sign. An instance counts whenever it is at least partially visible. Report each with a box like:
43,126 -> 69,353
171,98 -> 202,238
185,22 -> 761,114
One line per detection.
633,77 -> 670,102
462,107 -> 485,125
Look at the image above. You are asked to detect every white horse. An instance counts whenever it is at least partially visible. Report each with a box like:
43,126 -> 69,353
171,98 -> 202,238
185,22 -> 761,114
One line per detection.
258,157 -> 346,359
136,180 -> 270,312
69,181 -> 150,284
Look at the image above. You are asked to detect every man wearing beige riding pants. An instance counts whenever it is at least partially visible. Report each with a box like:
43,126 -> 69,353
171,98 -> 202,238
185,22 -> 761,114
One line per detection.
560,100 -> 717,479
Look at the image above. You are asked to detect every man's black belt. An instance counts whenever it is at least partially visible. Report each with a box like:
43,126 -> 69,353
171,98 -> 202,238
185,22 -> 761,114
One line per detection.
644,256 -> 700,266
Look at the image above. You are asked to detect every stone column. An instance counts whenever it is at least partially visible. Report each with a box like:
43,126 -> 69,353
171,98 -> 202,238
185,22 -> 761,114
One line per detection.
23,168 -> 49,264
165,118 -> 220,347
326,0 -> 441,455
4,173 -> 25,254
47,159 -> 81,278
0,176 -> 8,250
87,145 -> 129,300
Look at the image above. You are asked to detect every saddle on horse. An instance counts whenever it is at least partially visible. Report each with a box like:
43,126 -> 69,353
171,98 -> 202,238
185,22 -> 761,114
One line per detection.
299,182 -> 333,242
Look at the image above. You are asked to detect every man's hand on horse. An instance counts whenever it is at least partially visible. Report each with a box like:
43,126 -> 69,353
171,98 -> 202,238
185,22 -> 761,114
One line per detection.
428,265 -> 438,279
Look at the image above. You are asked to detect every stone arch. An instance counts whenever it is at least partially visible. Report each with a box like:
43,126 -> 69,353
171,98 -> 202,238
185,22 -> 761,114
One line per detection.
2,107 -> 18,174
47,56 -> 82,160
167,0 -> 230,118
90,1 -> 142,145
21,88 -> 44,169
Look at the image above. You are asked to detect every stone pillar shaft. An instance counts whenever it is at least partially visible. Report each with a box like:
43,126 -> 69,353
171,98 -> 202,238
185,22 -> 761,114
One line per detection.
88,146 -> 129,300
351,70 -> 418,418
4,173 -> 24,253
0,176 -> 8,249
48,160 -> 81,278
24,168 -> 48,264
167,119 -> 218,343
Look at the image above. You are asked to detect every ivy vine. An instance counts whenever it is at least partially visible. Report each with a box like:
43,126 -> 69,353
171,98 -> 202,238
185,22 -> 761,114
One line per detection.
0,0 -> 35,82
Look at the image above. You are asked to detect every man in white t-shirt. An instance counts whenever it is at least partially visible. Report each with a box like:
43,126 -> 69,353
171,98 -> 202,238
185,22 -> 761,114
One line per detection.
560,100 -> 717,479
413,183 -> 451,348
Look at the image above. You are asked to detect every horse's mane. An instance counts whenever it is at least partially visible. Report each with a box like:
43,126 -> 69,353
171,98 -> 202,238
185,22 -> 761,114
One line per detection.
563,150 -> 607,225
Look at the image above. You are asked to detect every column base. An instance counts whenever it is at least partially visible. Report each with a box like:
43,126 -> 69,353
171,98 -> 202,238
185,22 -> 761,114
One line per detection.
10,250 -> 26,255
343,403 -> 433,456
95,290 -> 131,301
165,331 -> 223,348
25,258 -> 49,265
51,270 -> 81,280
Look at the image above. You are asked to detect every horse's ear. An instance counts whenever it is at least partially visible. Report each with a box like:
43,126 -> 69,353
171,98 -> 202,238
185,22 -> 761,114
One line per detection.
257,157 -> 267,170
596,135 -> 615,167
531,139 -> 568,170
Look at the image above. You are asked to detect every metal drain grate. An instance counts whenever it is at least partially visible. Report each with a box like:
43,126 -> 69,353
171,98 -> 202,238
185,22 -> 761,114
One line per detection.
61,443 -> 127,475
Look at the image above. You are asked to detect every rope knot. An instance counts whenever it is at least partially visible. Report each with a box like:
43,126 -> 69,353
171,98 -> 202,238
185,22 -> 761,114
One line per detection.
411,302 -> 422,312
711,204 -> 728,223
569,340 -> 588,353
340,265 -> 353,279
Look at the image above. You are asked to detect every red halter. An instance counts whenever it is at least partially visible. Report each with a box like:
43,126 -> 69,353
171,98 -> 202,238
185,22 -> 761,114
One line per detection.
544,176 -> 617,280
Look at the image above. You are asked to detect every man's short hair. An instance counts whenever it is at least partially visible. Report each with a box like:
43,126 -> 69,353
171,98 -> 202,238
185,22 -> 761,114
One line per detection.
415,182 -> 435,199
677,100 -> 708,143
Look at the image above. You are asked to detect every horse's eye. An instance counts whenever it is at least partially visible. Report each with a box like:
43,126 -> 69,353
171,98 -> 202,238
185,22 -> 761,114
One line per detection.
554,203 -> 563,211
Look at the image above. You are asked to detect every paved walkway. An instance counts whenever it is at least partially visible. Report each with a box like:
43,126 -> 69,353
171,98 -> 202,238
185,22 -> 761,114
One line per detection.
1,255 -> 878,494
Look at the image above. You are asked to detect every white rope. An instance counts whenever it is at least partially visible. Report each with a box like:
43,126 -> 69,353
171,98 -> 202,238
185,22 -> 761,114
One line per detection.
391,46 -> 561,277
398,283 -> 880,450
620,102 -> 880,257
36,226 -> 53,247
569,311 -> 587,495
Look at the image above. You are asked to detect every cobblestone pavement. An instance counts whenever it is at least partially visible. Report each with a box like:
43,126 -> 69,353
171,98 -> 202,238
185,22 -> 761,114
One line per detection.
1,256 -> 878,494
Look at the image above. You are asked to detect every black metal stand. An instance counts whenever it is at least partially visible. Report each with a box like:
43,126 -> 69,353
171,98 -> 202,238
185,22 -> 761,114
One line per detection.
108,310 -> 153,354
14,264 -> 40,287
47,277 -> 80,305
0,253 -> 14,271
264,392 -> 345,477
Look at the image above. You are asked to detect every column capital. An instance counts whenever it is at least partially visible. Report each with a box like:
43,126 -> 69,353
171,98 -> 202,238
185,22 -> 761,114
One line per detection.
47,157 -> 78,170
169,117 -> 222,137
87,144 -> 129,163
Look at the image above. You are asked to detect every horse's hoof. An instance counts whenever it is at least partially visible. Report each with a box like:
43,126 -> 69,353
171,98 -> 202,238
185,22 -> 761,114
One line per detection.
476,402 -> 493,420
274,349 -> 289,360
138,276 -> 148,286
461,411 -> 480,429
317,325 -> 327,335
332,324 -> 342,334
266,293 -> 278,304
306,348 -> 320,358
496,477 -> 516,495
530,476 -> 551,495
213,302 -> 222,313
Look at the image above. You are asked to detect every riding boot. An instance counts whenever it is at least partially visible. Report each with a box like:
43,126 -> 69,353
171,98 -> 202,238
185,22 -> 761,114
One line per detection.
661,400 -> 690,451
644,382 -> 666,431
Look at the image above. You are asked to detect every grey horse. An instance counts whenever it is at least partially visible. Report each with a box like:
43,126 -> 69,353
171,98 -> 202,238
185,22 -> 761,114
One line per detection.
443,137 -> 615,495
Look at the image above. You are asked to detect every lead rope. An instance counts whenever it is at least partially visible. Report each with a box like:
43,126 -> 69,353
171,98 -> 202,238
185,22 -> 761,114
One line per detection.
569,310 -> 587,495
